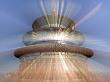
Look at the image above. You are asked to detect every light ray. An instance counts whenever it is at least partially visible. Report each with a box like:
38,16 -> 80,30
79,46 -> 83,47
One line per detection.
76,2 -> 102,27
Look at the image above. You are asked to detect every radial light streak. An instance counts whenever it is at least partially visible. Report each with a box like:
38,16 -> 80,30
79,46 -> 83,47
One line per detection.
40,0 -> 50,27
76,2 -> 102,27
59,52 -> 69,72
20,59 -> 36,77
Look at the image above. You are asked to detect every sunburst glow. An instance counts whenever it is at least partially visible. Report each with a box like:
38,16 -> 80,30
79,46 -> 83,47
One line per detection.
37,0 -> 102,28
